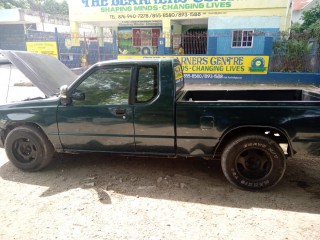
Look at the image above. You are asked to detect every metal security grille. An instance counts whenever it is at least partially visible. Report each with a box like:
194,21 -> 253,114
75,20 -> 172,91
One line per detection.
180,31 -> 207,54
26,30 -> 115,69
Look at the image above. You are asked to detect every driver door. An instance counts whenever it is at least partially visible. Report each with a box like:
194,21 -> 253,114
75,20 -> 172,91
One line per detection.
57,66 -> 135,152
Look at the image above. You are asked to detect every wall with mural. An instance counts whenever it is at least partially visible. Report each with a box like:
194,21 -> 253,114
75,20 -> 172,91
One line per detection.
118,27 -> 161,55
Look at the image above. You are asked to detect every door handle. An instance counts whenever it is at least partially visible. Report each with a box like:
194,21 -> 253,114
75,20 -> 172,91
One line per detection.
115,109 -> 126,115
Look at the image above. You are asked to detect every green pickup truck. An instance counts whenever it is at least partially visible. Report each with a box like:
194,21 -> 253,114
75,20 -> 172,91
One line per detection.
1,51 -> 320,191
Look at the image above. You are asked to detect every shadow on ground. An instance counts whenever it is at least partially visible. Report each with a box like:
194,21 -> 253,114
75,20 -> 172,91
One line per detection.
0,153 -> 319,213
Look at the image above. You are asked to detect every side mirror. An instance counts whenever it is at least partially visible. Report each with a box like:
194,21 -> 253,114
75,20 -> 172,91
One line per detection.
59,85 -> 70,105
71,91 -> 85,101
60,85 -> 68,99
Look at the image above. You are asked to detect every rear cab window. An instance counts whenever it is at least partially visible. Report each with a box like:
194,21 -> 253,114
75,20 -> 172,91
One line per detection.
135,65 -> 158,103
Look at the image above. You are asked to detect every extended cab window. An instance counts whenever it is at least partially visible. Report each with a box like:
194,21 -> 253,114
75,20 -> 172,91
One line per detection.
136,65 -> 158,103
73,67 -> 131,105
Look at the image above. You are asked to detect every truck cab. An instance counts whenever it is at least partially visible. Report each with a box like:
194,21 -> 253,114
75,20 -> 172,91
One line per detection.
57,58 -> 183,154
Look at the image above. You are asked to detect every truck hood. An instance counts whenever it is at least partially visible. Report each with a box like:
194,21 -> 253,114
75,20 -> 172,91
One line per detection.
1,50 -> 77,97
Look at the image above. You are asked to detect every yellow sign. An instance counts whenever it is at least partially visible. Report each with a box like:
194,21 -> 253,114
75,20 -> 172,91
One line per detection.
174,64 -> 184,81
26,42 -> 58,58
118,55 -> 269,76
70,0 -> 289,25
72,0 -> 234,21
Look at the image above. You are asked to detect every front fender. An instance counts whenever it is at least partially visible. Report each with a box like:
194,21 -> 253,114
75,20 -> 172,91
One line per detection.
0,97 -> 61,150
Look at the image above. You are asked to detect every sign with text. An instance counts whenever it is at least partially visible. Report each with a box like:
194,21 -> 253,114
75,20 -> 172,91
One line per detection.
70,0 -> 289,22
118,55 -> 269,77
26,42 -> 58,58
71,0 -> 234,21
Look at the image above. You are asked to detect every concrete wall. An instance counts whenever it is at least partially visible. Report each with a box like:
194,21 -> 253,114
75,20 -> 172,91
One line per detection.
207,17 -> 280,55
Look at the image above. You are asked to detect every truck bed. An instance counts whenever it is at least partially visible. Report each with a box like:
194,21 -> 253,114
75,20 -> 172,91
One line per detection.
180,89 -> 320,101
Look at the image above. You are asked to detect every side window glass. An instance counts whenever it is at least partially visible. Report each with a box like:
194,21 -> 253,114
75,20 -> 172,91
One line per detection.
136,66 -> 158,103
73,67 -> 131,105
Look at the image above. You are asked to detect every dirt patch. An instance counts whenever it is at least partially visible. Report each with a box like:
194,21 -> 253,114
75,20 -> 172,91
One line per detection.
0,149 -> 320,240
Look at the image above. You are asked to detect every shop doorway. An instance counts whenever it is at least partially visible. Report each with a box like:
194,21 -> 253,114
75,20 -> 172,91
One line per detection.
181,29 -> 207,54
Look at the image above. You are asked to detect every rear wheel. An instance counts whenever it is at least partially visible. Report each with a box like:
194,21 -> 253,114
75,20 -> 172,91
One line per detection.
221,135 -> 286,190
5,126 -> 54,171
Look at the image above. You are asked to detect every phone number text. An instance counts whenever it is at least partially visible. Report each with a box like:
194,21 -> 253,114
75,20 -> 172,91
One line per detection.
108,12 -> 202,19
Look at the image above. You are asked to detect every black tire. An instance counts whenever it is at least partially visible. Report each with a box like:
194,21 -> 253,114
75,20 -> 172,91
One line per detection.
221,135 -> 286,191
5,126 -> 54,171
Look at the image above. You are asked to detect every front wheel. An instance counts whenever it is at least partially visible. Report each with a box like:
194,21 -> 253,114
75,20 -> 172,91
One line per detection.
5,126 -> 54,171
221,135 -> 286,191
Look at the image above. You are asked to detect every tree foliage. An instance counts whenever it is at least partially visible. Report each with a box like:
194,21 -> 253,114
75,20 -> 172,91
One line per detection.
308,19 -> 320,51
300,4 -> 320,53
29,0 -> 69,15
272,3 -> 320,72
0,0 -> 29,9
45,0 -> 69,15
0,0 -> 69,15
272,33 -> 313,72
301,3 -> 320,30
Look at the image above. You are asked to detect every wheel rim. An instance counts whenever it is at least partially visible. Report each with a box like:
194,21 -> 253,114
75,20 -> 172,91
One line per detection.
235,148 -> 272,180
12,138 -> 37,163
